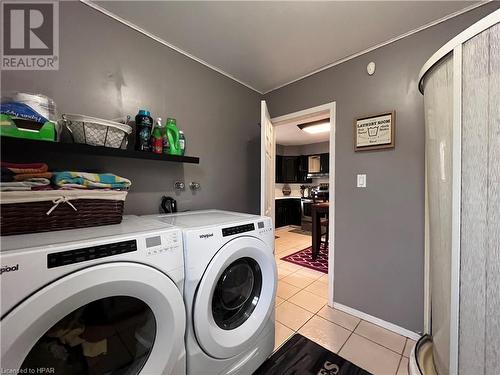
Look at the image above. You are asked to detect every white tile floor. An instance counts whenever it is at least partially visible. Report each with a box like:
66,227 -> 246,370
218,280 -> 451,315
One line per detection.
274,227 -> 415,375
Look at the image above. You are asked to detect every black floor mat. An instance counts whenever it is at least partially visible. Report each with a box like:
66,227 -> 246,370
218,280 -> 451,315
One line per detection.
254,334 -> 372,375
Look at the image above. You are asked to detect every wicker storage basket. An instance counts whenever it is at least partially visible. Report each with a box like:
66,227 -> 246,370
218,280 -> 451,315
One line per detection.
0,190 -> 127,236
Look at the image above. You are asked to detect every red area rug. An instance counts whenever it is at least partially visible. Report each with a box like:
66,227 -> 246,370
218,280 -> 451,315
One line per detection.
281,244 -> 329,274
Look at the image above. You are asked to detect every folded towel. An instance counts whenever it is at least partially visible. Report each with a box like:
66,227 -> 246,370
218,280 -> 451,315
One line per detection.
12,172 -> 53,181
1,162 -> 49,174
0,178 -> 51,191
0,185 -> 30,191
52,172 -> 131,190
31,184 -> 54,191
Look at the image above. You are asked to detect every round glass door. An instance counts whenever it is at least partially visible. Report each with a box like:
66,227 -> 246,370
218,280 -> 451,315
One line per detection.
212,257 -> 262,330
193,237 -> 276,359
1,263 -> 185,375
21,296 -> 156,375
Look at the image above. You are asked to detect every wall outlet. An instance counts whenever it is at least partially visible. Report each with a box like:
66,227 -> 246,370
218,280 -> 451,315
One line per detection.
357,174 -> 366,188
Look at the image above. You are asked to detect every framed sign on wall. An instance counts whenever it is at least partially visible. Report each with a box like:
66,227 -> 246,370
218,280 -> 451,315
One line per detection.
354,111 -> 395,151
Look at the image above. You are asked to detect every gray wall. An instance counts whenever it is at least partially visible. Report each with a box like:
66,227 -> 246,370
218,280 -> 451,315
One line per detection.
264,3 -> 499,332
1,1 -> 261,215
301,141 -> 329,155
277,141 -> 329,156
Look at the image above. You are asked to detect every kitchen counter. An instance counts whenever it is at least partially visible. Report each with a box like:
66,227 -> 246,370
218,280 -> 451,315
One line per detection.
275,196 -> 302,200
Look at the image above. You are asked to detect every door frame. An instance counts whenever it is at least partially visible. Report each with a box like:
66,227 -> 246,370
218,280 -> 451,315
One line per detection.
265,101 -> 336,307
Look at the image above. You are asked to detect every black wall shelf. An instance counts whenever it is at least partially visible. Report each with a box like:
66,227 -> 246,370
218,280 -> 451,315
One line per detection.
1,137 -> 200,164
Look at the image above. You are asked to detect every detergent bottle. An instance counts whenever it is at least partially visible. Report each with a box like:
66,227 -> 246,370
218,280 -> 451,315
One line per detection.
165,118 -> 181,155
151,118 -> 163,154
135,109 -> 153,151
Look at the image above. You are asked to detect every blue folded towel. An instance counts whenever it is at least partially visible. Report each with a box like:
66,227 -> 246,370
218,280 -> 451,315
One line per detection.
52,172 -> 131,190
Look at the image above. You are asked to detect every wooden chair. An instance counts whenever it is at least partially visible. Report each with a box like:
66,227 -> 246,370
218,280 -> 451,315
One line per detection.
320,219 -> 329,249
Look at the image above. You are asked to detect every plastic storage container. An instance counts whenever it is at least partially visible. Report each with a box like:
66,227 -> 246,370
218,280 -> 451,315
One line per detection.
1,92 -> 57,123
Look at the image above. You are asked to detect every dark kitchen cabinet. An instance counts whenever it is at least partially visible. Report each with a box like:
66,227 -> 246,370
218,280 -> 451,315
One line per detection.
289,199 -> 302,225
276,155 -> 283,183
306,153 -> 329,175
276,155 -> 311,183
276,155 -> 298,183
275,200 -> 286,228
320,153 -> 329,174
275,198 -> 301,228
283,156 -> 298,182
297,156 -> 312,183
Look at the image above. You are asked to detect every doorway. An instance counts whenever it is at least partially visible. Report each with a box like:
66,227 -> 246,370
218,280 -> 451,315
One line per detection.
260,101 -> 336,307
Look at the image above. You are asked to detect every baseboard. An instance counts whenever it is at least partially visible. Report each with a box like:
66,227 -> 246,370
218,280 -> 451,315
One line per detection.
333,302 -> 421,341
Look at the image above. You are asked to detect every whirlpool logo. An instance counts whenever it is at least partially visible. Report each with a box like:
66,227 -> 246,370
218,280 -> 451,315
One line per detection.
0,264 -> 19,275
199,233 -> 214,239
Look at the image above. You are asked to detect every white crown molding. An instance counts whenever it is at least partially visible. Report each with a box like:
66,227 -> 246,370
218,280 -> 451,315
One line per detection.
80,0 -> 490,96
79,0 -> 263,94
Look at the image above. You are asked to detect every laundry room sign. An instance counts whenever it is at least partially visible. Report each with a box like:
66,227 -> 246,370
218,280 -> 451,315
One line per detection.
354,111 -> 395,151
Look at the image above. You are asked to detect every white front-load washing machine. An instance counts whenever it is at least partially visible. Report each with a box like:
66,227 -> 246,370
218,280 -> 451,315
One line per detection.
143,210 -> 277,375
0,216 -> 186,375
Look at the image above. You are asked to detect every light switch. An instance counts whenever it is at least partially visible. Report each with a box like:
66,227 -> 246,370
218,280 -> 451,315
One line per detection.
357,174 -> 366,188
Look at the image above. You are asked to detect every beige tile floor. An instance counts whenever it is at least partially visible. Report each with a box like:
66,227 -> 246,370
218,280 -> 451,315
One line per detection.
274,227 -> 415,375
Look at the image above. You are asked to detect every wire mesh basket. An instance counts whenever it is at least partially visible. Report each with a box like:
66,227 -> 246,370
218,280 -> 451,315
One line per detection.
62,114 -> 132,149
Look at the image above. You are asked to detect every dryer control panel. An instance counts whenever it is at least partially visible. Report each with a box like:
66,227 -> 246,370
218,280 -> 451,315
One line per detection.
257,220 -> 273,235
47,240 -> 137,268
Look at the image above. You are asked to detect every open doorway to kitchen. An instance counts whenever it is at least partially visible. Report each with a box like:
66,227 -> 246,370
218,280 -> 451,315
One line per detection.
260,101 -> 336,308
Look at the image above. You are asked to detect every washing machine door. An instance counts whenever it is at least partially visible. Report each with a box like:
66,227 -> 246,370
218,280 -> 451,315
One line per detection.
193,236 -> 277,359
0,263 -> 185,375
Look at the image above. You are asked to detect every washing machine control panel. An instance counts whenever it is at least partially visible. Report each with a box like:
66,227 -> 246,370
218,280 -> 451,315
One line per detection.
47,240 -> 137,268
46,231 -> 182,267
145,231 -> 181,256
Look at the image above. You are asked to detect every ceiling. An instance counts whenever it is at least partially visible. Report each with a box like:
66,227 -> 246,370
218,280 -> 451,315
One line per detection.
275,112 -> 330,146
90,1 -> 482,93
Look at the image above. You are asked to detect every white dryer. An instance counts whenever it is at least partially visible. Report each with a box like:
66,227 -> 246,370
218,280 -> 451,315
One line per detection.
0,216 -> 186,375
143,210 -> 277,375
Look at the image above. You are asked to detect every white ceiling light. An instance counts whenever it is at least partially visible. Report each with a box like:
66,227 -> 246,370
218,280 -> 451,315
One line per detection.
298,120 -> 330,134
